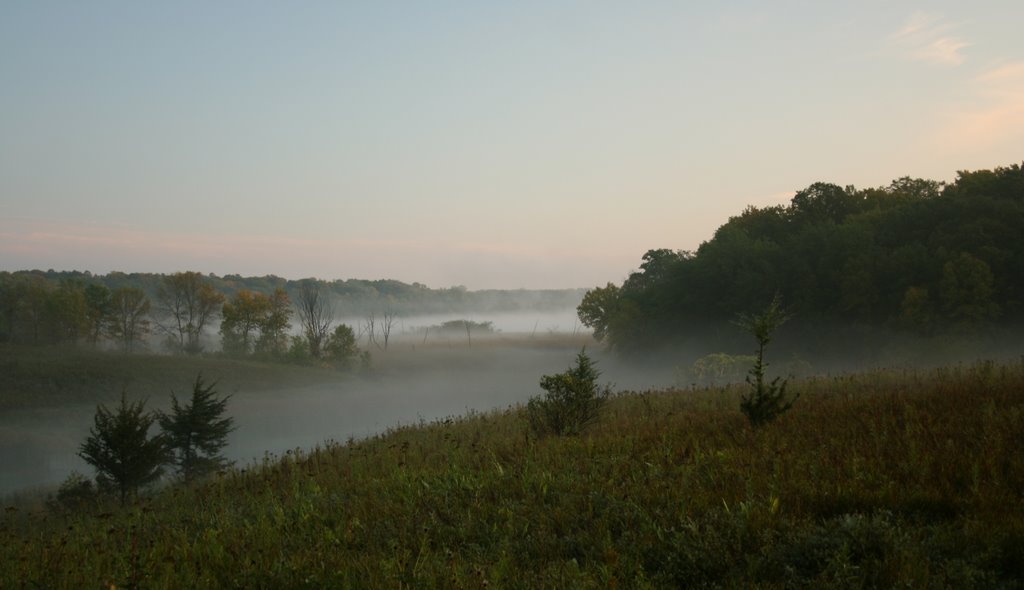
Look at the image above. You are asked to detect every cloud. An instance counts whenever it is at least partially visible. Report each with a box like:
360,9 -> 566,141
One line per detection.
890,12 -> 969,66
976,61 -> 1024,90
932,61 -> 1024,152
886,13 -> 1024,154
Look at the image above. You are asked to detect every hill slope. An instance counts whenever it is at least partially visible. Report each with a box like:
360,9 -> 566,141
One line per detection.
3,361 -> 1023,588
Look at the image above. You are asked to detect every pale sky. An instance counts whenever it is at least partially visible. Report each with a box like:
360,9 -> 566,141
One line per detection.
1,2 -> 1022,289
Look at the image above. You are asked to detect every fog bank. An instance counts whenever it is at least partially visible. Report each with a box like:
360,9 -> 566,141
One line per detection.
1,344 -> 667,498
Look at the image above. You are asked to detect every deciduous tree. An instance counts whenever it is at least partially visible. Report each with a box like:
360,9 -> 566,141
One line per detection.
380,307 -> 396,351
325,324 -> 360,367
939,252 -> 1000,324
48,280 -> 88,345
108,287 -> 151,353
155,272 -> 224,354
220,290 -> 272,355
296,280 -> 333,359
577,283 -> 620,343
21,274 -> 51,344
255,288 -> 292,356
83,283 -> 112,347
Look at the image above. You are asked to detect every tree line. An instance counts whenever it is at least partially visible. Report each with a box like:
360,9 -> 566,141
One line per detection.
0,272 -> 363,365
0,271 -> 582,330
0,272 -> 582,360
578,163 -> 1024,358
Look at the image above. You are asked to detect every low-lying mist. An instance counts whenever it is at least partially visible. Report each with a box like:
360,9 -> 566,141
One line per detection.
0,337 -> 670,498
11,310 -> 1009,500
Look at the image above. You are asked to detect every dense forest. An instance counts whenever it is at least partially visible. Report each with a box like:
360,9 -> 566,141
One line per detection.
578,163 -> 1024,363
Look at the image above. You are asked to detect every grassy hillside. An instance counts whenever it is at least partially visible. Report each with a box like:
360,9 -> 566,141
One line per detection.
3,360 -> 1023,588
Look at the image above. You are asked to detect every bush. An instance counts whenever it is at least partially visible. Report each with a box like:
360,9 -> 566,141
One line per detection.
527,349 -> 610,436
326,324 -> 360,369
47,471 -> 99,513
286,335 -> 311,363
438,319 -> 494,333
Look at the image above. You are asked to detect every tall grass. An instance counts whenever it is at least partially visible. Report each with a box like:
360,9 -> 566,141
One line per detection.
3,360 -> 1023,588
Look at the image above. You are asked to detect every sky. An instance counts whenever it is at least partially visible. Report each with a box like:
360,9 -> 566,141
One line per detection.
1,1 -> 1022,289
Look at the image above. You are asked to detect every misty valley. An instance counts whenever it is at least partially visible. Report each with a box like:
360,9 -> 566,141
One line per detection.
1,308 -> 623,496
7,0 -> 1024,582
3,163 -> 1024,587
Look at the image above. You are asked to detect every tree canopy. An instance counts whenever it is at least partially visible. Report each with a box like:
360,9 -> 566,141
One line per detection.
578,163 -> 1024,359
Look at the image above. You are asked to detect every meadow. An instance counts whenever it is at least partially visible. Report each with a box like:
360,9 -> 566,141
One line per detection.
2,352 -> 1022,588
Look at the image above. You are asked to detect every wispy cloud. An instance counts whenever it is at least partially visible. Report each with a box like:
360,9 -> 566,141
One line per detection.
976,61 -> 1024,90
890,12 -> 970,66
933,61 -> 1024,152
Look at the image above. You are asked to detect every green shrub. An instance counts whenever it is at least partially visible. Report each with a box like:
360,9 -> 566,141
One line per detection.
46,471 -> 99,513
286,335 -> 311,363
325,324 -> 360,369
527,349 -> 610,436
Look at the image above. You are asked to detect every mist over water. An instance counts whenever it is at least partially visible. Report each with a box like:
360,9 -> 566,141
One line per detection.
0,319 -> 671,498
228,347 -> 590,464
334,310 -> 586,339
0,404 -> 96,497
7,306 -> 1016,498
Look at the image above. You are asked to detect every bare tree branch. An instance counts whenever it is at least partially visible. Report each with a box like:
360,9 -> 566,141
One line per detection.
296,280 -> 333,359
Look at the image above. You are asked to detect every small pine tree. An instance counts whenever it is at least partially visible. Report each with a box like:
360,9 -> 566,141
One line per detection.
527,349 -> 610,436
734,295 -> 799,426
158,374 -> 235,482
79,393 -> 170,505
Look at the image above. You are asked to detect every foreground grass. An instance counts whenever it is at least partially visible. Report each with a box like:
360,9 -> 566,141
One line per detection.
3,361 -> 1023,588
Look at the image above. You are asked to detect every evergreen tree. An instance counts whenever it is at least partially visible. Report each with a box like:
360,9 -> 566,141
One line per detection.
159,374 -> 235,482
734,295 -> 798,426
527,349 -> 610,436
79,393 -> 170,505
